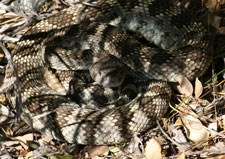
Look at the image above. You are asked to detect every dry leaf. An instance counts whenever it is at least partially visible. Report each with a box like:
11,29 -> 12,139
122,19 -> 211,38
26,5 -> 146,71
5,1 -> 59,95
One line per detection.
177,151 -> 185,159
0,104 -> 9,123
25,151 -> 33,159
87,145 -> 110,159
194,78 -> 203,98
181,115 -> 209,143
207,144 -> 225,159
41,135 -> 54,143
145,137 -> 162,159
2,140 -> 20,147
0,94 -> 7,103
215,142 -> 225,149
176,75 -> 193,96
16,134 -> 34,150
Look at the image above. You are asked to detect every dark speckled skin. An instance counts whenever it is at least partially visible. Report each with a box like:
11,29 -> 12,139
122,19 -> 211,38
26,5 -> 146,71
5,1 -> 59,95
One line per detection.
4,0 -> 212,145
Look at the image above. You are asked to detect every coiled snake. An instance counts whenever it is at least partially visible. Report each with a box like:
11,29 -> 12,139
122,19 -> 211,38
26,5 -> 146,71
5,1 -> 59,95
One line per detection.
3,0 -> 212,145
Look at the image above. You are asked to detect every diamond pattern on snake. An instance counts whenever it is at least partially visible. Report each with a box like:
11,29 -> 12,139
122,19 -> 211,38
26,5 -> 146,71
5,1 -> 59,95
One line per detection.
2,0 -> 212,145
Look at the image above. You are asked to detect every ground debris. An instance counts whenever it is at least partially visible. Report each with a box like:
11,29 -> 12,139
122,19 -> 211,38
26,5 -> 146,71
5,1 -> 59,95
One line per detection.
1,0 -> 225,158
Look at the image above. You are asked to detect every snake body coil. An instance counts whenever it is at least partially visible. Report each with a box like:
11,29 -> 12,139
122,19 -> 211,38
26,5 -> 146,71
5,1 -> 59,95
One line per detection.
3,0 -> 212,145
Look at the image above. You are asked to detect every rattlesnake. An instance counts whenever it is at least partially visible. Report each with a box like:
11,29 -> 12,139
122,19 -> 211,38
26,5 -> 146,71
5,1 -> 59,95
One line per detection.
2,0 -> 212,145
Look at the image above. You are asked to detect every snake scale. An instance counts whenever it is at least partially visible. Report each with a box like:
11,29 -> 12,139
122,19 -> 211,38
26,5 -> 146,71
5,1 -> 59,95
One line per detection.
3,0 -> 212,145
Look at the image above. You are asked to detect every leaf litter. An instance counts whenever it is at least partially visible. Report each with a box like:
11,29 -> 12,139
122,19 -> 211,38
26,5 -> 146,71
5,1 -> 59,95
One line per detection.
1,0 -> 225,158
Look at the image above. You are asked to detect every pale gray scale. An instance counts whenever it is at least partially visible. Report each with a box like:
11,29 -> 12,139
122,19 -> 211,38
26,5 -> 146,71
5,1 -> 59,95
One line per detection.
118,13 -> 185,50
111,12 -> 208,52
94,1 -> 184,49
